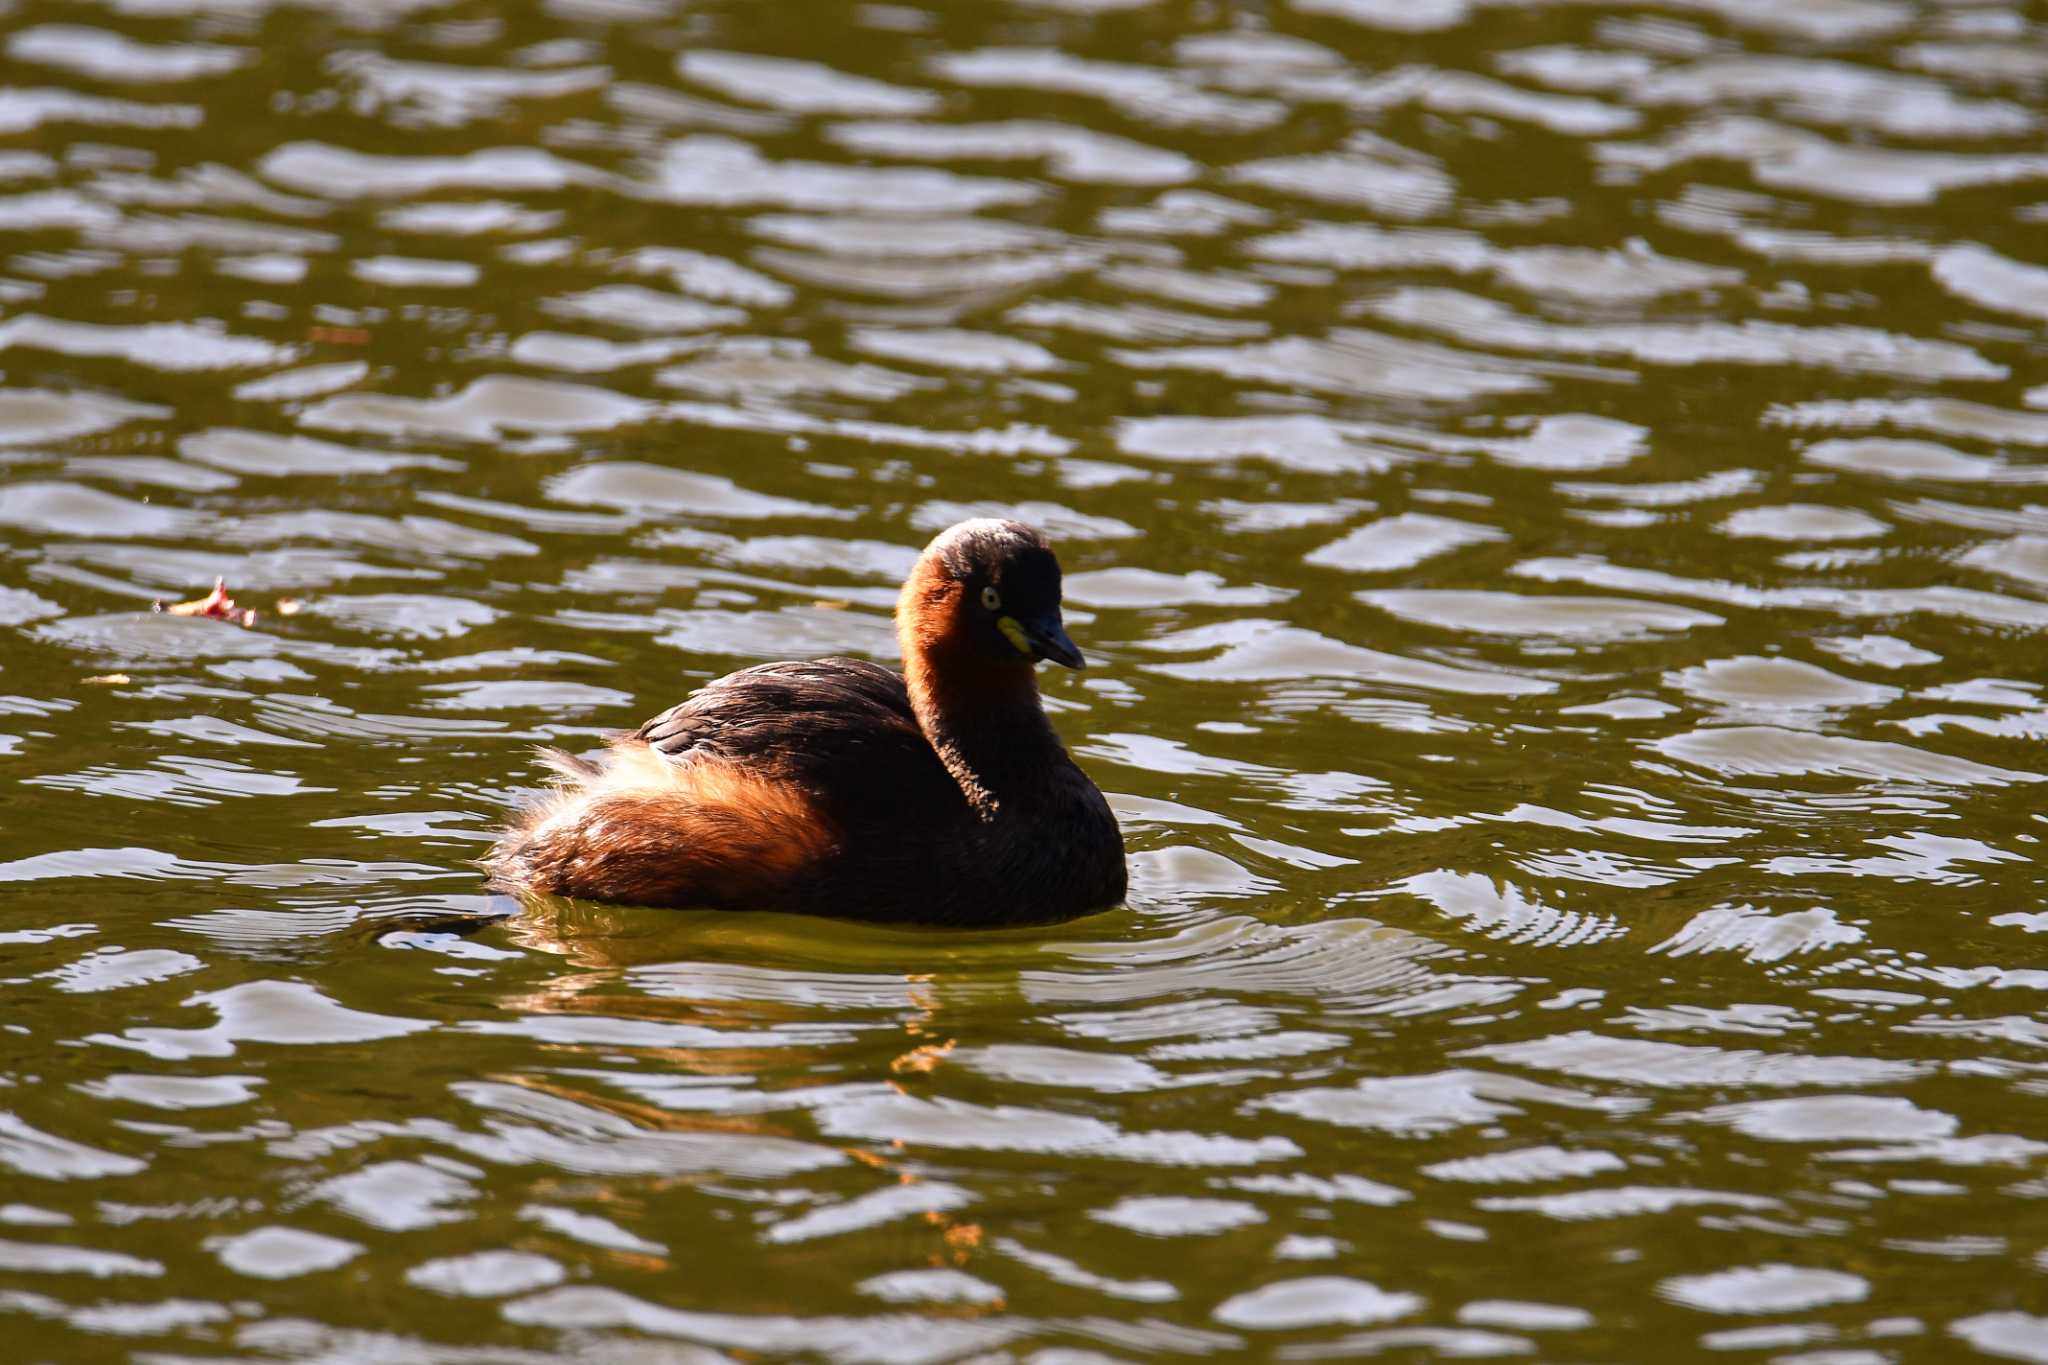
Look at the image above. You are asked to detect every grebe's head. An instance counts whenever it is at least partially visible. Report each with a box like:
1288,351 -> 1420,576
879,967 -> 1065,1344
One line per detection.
904,518 -> 1085,669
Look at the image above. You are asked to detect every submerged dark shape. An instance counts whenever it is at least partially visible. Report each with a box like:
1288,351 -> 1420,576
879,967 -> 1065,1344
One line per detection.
486,518 -> 1127,925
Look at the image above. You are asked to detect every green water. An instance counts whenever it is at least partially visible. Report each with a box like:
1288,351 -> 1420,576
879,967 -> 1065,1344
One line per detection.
3,0 -> 2048,1360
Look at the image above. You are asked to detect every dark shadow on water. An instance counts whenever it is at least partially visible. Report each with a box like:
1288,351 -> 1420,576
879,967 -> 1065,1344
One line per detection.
497,887 -> 1142,973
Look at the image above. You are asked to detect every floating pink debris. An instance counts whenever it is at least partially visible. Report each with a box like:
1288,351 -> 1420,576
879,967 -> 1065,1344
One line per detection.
156,577 -> 258,627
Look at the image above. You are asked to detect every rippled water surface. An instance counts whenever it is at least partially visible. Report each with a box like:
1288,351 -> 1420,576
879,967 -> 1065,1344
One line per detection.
4,0 -> 2048,1359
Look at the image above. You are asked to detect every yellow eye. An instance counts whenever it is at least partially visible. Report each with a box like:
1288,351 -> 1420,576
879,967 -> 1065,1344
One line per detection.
980,586 -> 1001,610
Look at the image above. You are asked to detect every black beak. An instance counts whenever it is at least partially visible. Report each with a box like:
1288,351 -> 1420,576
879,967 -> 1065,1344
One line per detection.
1025,614 -> 1086,669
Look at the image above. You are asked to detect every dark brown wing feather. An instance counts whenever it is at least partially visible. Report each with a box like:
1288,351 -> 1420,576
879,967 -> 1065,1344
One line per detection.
632,658 -> 958,819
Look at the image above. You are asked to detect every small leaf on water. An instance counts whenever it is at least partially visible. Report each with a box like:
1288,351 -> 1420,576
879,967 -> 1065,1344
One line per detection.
156,577 -> 257,627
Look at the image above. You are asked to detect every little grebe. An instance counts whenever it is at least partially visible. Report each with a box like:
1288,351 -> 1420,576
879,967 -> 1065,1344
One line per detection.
486,518 -> 1127,925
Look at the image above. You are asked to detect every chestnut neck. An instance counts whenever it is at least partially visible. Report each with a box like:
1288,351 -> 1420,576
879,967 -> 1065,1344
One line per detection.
898,564 -> 1063,816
